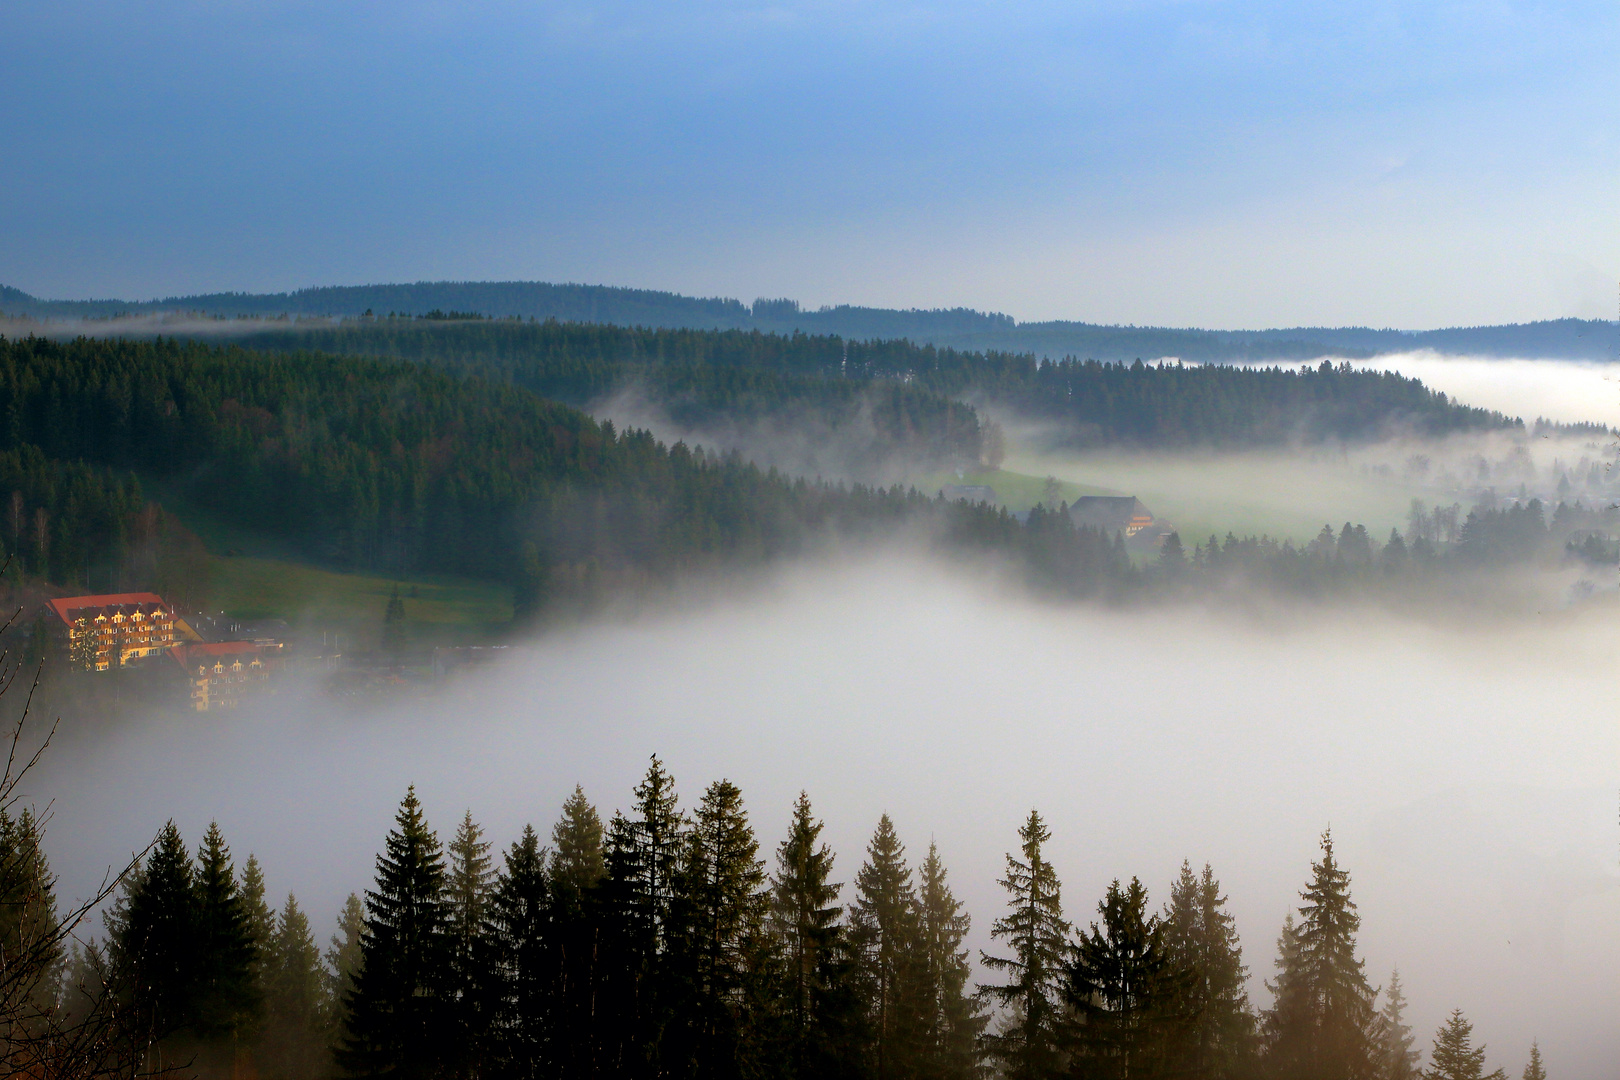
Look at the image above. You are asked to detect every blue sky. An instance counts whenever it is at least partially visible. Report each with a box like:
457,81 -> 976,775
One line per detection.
3,0 -> 1616,328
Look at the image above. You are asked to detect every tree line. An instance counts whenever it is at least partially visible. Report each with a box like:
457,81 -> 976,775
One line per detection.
227,320 -> 1517,450
9,759 -> 1547,1080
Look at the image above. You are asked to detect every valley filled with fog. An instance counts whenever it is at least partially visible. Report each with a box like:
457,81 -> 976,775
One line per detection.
29,551 -> 1620,1077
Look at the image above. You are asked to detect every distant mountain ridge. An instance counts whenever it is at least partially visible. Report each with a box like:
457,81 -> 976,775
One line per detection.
3,280 -> 1615,362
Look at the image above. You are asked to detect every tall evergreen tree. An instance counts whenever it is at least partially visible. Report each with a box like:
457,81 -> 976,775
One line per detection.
260,894 -> 328,1080
1066,877 -> 1181,1080
548,786 -> 605,1080
112,821 -> 198,1055
1519,1042 -> 1545,1080
852,813 -> 923,1080
1375,969 -> 1421,1080
1162,861 -> 1254,1080
1425,1010 -> 1506,1080
447,810 -> 496,1079
675,779 -> 772,1079
1262,831 -> 1378,1080
192,822 -> 260,1050
325,892 -> 367,1053
340,786 -> 451,1080
551,786 -> 605,898
979,810 -> 1069,1080
772,791 -> 860,1080
241,854 -> 277,1010
602,757 -> 689,1078
489,825 -> 551,1080
912,842 -> 986,1080
0,808 -> 62,1037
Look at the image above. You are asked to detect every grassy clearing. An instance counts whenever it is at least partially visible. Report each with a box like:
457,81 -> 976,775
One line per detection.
146,479 -> 512,643
208,556 -> 511,629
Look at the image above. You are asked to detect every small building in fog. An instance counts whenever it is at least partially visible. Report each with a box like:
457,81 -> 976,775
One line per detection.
1068,496 -> 1173,549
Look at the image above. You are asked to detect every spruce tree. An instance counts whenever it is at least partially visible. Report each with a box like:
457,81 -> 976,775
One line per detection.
772,790 -> 860,1080
602,757 -> 689,1076
0,808 -> 62,1032
1067,877 -> 1179,1080
240,854 -> 276,1026
447,810 -> 496,1078
192,822 -> 259,1046
260,894 -> 327,1080
115,821 -> 200,1046
383,585 -> 407,656
912,842 -> 985,1080
551,785 -> 605,898
1425,1010 -> 1506,1080
852,813 -> 923,1080
489,824 -> 551,1080
1376,969 -> 1421,1080
979,810 -> 1070,1080
676,779 -> 773,1078
1520,1042 -> 1545,1080
1162,861 -> 1254,1080
325,892 -> 366,1050
340,786 -> 451,1080
548,786 -> 605,1080
1262,831 -> 1378,1080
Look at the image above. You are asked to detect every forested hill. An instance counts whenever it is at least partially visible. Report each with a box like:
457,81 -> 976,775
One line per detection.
0,335 -> 1127,607
4,280 -> 1615,360
228,319 -> 1519,448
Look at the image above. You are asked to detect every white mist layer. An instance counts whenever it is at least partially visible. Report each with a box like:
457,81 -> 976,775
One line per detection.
1347,353 -> 1620,430
29,558 -> 1620,1078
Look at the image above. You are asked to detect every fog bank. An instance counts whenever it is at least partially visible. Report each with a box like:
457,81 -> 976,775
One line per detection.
24,556 -> 1620,1078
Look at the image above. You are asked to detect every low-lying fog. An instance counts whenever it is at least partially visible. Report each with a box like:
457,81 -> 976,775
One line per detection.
26,556 -> 1620,1077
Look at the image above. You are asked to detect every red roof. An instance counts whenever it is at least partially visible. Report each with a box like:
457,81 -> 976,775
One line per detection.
47,592 -> 170,625
173,641 -> 261,659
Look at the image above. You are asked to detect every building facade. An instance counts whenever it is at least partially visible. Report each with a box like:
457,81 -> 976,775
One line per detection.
169,641 -> 279,712
45,592 -> 185,671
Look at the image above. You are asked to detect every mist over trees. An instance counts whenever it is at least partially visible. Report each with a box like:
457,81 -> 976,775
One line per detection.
226,319 -> 1517,449
6,745 -> 1549,1080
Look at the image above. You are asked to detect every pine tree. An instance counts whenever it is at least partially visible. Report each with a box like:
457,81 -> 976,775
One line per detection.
0,808 -> 61,1031
260,894 -> 328,1080
548,786 -> 605,1080
852,813 -> 923,1080
1162,861 -> 1254,1080
340,786 -> 451,1080
551,785 -> 605,898
69,617 -> 97,672
1376,969 -> 1421,1080
447,810 -> 496,1078
240,854 -> 276,1023
192,821 -> 260,1046
674,778 -> 773,1078
912,842 -> 985,1080
489,824 -> 551,1080
1425,1010 -> 1506,1080
979,810 -> 1070,1080
113,820 -> 198,1054
1520,1041 -> 1545,1080
772,790 -> 860,1080
383,585 -> 407,656
1067,877 -> 1179,1080
602,756 -> 689,1077
325,892 -> 366,1050
1262,831 -> 1378,1080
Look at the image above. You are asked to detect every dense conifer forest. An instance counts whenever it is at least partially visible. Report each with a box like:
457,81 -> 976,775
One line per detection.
228,319 -> 1517,449
0,333 -> 1601,617
1,739 -> 1541,1080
